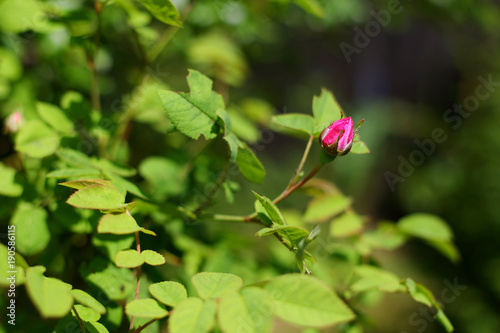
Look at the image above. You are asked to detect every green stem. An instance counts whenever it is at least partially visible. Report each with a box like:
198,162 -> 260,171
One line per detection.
194,165 -> 228,216
72,305 -> 86,333
129,231 -> 142,331
288,135 -> 314,188
209,214 -> 248,223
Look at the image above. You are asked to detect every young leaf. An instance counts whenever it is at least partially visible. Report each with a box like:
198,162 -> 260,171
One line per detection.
15,120 -> 60,158
271,113 -> 315,137
71,289 -> 106,315
191,272 -> 243,299
149,281 -> 187,307
125,298 -> 169,319
304,194 -> 352,223
252,191 -> 286,225
256,225 -> 309,247
264,274 -> 354,327
218,289 -> 273,333
169,297 -> 216,333
397,213 -> 453,242
71,304 -> 100,322
66,184 -> 126,210
330,212 -> 364,237
138,0 -> 182,27
56,148 -> 94,168
114,249 -> 144,268
46,168 -> 101,179
59,178 -> 115,190
235,144 -> 265,183
11,202 -> 50,256
25,267 -> 73,318
312,88 -> 343,135
141,250 -> 166,266
158,70 -> 224,140
0,163 -> 23,196
37,101 -> 74,135
350,265 -> 402,293
97,212 -> 143,235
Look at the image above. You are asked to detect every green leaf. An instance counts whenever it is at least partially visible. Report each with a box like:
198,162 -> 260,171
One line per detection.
0,243 -> 26,287
56,148 -> 94,168
169,297 -> 216,333
426,239 -> 460,263
256,225 -> 309,247
191,272 -> 243,299
125,298 -> 169,319
304,194 -> 352,223
264,274 -> 354,327
253,191 -> 286,225
72,304 -> 100,322
138,0 -> 182,27
312,89 -> 343,135
60,178 -> 115,190
350,265 -> 402,293
114,249 -> 144,268
222,133 -> 239,162
71,289 -> 106,315
141,250 -> 166,266
80,258 -> 134,301
107,173 -> 148,200
93,159 -> 136,177
149,281 -> 187,307
92,234 -> 135,261
361,222 -> 408,252
37,101 -> 74,135
66,184 -> 126,210
228,109 -> 260,143
218,288 -> 273,333
293,0 -> 324,17
84,321 -> 110,333
0,163 -> 23,197
404,278 -> 454,332
350,141 -> 370,154
271,113 -> 315,136
398,213 -> 453,242
97,212 -> 142,235
15,120 -> 60,158
435,309 -> 454,332
330,212 -> 364,237
158,70 -> 224,140
25,267 -> 73,318
235,144 -> 265,183
46,168 -> 101,179
11,202 -> 50,256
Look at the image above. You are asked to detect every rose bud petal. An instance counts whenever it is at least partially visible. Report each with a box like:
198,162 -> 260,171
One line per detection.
319,117 -> 355,156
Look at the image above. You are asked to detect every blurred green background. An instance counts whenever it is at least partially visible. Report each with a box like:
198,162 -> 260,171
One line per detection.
1,0 -> 500,332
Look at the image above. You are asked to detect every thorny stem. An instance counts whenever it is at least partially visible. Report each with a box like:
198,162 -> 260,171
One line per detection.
72,305 -> 86,333
129,230 -> 142,331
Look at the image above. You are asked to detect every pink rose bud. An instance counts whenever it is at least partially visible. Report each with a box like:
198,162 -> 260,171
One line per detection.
4,111 -> 23,134
319,117 -> 355,156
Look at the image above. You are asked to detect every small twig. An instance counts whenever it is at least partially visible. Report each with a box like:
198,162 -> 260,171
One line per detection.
194,166 -> 228,215
288,135 -> 314,188
129,230 -> 142,331
134,318 -> 156,333
72,305 -> 86,333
